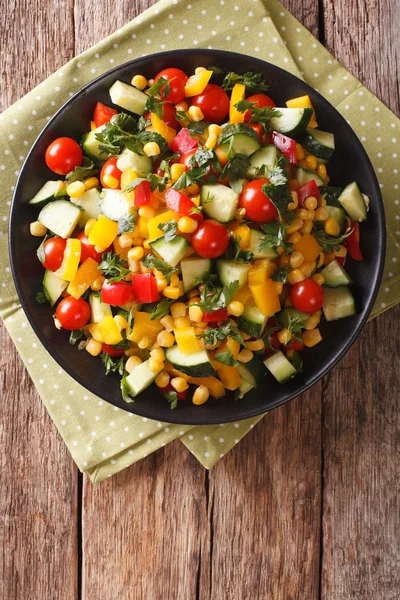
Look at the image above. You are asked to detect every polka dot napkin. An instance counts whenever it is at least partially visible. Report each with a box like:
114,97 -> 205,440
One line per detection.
0,0 -> 398,482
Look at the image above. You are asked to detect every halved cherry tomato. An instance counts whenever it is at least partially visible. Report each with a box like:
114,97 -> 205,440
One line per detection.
162,102 -> 180,130
154,68 -> 188,104
102,344 -> 126,357
191,84 -> 230,123
131,273 -> 159,303
165,188 -> 203,221
45,137 -> 83,176
100,156 -> 122,189
284,338 -> 304,351
101,281 -> 135,306
42,237 -> 67,271
55,296 -> 91,330
248,123 -> 263,140
202,308 -> 228,323
134,180 -> 153,206
191,220 -> 230,259
76,232 -> 111,263
93,102 -> 118,128
346,220 -> 363,261
239,179 -> 278,223
290,280 -> 324,314
244,93 -> 276,122
160,382 -> 187,401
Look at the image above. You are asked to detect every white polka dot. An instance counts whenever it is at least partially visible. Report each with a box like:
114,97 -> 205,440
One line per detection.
219,438 -> 224,443
392,138 -> 397,143
91,431 -> 96,437
205,452 -> 210,457
188,435 -> 193,440
120,442 -> 125,447
376,122 -> 381,127
139,432 -> 144,438
234,423 -> 239,428
392,257 -> 397,262
109,421 -> 115,426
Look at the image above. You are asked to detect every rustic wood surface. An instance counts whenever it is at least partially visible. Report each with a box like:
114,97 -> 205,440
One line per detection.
1,1 -> 399,599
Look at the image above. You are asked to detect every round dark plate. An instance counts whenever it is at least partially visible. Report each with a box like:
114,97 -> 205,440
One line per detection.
9,49 -> 386,424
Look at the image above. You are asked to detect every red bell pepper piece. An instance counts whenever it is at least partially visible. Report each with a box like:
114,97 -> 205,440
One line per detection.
202,307 -> 228,323
131,273 -> 159,303
346,220 -> 363,261
170,127 -> 199,156
165,188 -> 203,221
248,123 -> 263,140
271,131 -> 297,164
336,256 -> 346,267
134,180 -> 153,206
160,383 -> 187,401
101,281 -> 135,306
284,338 -> 304,352
297,180 -> 321,207
102,344 -> 126,357
93,102 -> 118,128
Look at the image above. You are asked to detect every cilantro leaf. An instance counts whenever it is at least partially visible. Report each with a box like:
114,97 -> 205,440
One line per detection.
69,329 -> 84,345
290,351 -> 304,373
222,71 -> 270,94
271,265 -> 291,283
111,113 -> 137,132
118,212 -> 136,234
112,331 -> 132,350
146,76 -> 172,98
313,222 -> 353,252
262,173 -> 293,217
136,131 -> 169,156
163,390 -> 178,410
198,320 -> 244,347
214,349 -> 239,366
171,171 -> 192,190
175,109 -> 189,122
234,100 -> 281,132
35,290 -> 49,304
219,153 -> 250,193
259,221 -> 293,254
118,307 -> 135,334
224,236 -> 254,264
142,254 -> 178,284
144,95 -> 165,119
102,353 -> 126,376
158,221 -> 178,242
187,121 -> 210,135
195,280 -> 240,313
98,252 -> 130,282
66,157 -> 99,183
149,299 -> 173,320
94,113 -> 139,156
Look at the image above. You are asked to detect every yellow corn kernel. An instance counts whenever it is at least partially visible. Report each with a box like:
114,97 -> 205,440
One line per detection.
311,273 -> 325,286
192,385 -> 210,405
90,121 -> 96,131
324,252 -> 336,265
142,239 -> 151,250
237,349 -> 253,363
290,251 -> 304,269
227,300 -> 244,317
188,105 -> 204,122
132,236 -> 144,246
171,377 -> 189,393
30,221 -> 47,236
209,124 -> 222,136
305,314 -> 321,331
288,268 -> 306,285
301,261 -> 316,278
215,146 -> 229,165
143,142 -> 160,157
288,232 -> 302,245
303,328 -> 322,347
317,163 -> 327,180
305,209 -> 316,221
295,143 -> 305,160
175,101 -> 189,112
150,348 -> 165,362
169,273 -> 179,288
91,275 -> 105,291
245,339 -> 265,351
286,218 -> 304,234
174,316 -> 191,329
166,162 -> 184,184
128,246 -> 144,260
86,338 -> 102,357
315,207 -> 328,221
178,216 -> 198,233
102,174 -> 119,189
67,181 -> 86,198
163,286 -> 180,300
300,220 -> 313,234
287,191 -> 299,211
160,315 -> 174,331
121,168 -> 140,190
304,196 -> 318,210
288,179 -> 301,192
126,356 -> 143,373
138,336 -> 150,349
149,357 -> 164,373
83,176 -> 99,191
84,218 -> 97,236
170,302 -> 186,319
155,371 -> 170,388
205,133 -> 217,150
157,330 -> 175,348
129,259 -> 139,273
119,234 -> 133,249
131,74 -> 148,89
295,208 -> 309,221
188,305 -> 204,323
318,197 -> 327,208
185,183 -> 200,195
277,328 -> 292,345
334,245 -> 347,258
280,253 -> 290,267
138,206 -> 155,220
274,281 -> 284,295
305,155 -> 317,170
114,315 -> 128,332
325,218 -> 340,237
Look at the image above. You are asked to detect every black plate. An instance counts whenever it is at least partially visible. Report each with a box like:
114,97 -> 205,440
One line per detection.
9,49 -> 386,424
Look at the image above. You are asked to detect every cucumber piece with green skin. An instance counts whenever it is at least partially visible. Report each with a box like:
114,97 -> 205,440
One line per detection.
237,304 -> 268,338
89,292 -> 112,323
28,181 -> 63,206
116,148 -> 152,175
323,286 -> 356,320
70,188 -> 101,227
150,235 -> 190,268
38,200 -> 82,239
246,145 -> 281,179
216,260 -> 251,289
319,186 -> 343,208
248,229 -> 279,260
315,206 -> 346,232
320,260 -> 352,287
264,351 -> 297,383
297,128 -> 335,162
220,133 -> 261,156
181,256 -> 212,292
295,167 -> 325,187
200,184 -> 239,223
235,379 -> 255,400
99,189 -> 132,222
338,182 -> 367,222
121,359 -> 160,400
82,124 -> 109,161
109,80 -> 148,116
277,307 -> 309,329
237,356 -> 267,387
270,107 -> 313,136
42,269 -> 68,306
165,346 -> 217,378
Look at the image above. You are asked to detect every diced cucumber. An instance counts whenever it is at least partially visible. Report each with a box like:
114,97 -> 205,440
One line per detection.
320,260 -> 352,287
220,132 -> 261,156
200,184 -> 239,223
89,292 -> 112,323
237,356 -> 266,387
277,307 -> 308,329
150,235 -> 190,268
109,80 -> 147,116
326,206 -> 346,231
248,229 -> 279,260
297,128 -> 335,162
319,186 -> 343,208
264,351 -> 297,383
323,286 -> 356,321
338,182 -> 367,222
235,379 -> 255,400
246,145 -> 281,178
165,346 -> 216,378
237,304 -> 268,338
116,148 -> 152,175
42,269 -> 68,306
216,260 -> 251,289
295,167 -> 325,187
38,200 -> 82,239
180,255 -> 212,292
270,107 -> 313,136
82,124 -> 109,161
99,189 -> 132,222
121,359 -> 160,400
70,188 -> 101,227
29,181 -> 63,206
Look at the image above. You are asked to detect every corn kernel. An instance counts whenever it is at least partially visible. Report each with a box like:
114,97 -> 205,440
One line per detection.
126,356 -> 143,373
295,143 -> 305,160
150,348 -> 165,362
131,74 -> 148,90
138,205 -> 155,219
237,349 -> 253,363
178,216 -> 198,233
195,66 -> 207,74
84,218 -> 97,236
274,281 -> 283,295
155,371 -> 170,388
83,176 -> 99,191
188,105 -> 204,122
188,305 -> 204,322
192,385 -> 210,405
324,252 -> 336,265
132,237 -> 144,246
170,272 -> 180,287
170,163 -> 187,182
277,328 -> 292,345
155,274 -> 168,291
138,336 -> 150,349
288,232 -> 302,245
305,314 -> 321,331
114,315 -> 128,332
304,196 -> 318,210
175,101 -> 189,113
171,377 -> 189,393
157,330 -> 175,348
174,316 -> 191,329
30,221 -> 47,237
147,78 -> 155,86
215,146 -> 229,165
128,246 -> 144,260
305,155 -> 317,170
325,218 -> 340,237
163,286 -> 180,300
143,142 -> 160,157
143,239 -> 151,250
333,245 -> 347,258
245,339 -> 265,351
86,338 -> 102,357
170,302 -> 186,318
205,133 -> 217,149
299,159 -> 308,169
149,357 -> 164,373
129,259 -> 140,273
315,207 -> 329,221
300,220 -> 313,234
290,251 -> 304,269
280,253 -> 290,267
286,218 -> 304,234
311,273 -> 325,286
119,234 -> 133,249
209,124 -> 222,136
102,174 -> 119,189
317,163 -> 327,180
160,315 -> 174,331
301,261 -> 316,278
287,191 -> 299,211
91,276 -> 105,291
303,328 -> 322,347
288,179 -> 301,192
67,181 -> 86,198
288,268 -> 306,285
318,197 -> 327,208
185,183 -> 200,195
227,300 -> 244,317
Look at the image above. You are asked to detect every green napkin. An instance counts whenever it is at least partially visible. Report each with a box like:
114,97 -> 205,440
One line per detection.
0,0 -> 398,482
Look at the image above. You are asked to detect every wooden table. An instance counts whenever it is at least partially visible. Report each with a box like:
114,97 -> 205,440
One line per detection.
1,1 -> 399,598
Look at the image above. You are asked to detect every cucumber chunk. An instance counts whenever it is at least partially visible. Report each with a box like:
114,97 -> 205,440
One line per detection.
99,189 -> 132,222
323,286 -> 356,321
180,256 -> 212,292
338,182 -> 367,222
109,80 -> 147,116
38,200 -> 82,239
165,346 -> 216,378
270,108 -> 313,136
295,167 -> 325,187
43,269 -> 68,306
82,124 -> 108,161
320,260 -> 352,287
29,181 -> 63,206
277,307 -> 308,329
248,229 -> 279,260
70,188 -> 101,227
264,351 -> 297,383
122,359 -> 160,399
220,132 -> 261,156
116,148 -> 152,175
89,292 -> 112,323
200,184 -> 239,223
216,260 -> 251,289
297,128 -> 335,162
235,379 -> 255,400
246,145 -> 281,178
319,186 -> 343,207
237,356 -> 266,387
237,304 -> 268,338
150,235 -> 190,268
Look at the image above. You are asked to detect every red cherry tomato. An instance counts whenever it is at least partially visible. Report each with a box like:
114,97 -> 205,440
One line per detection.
290,280 -> 324,314
284,338 -> 304,351
247,123 -> 263,140
55,297 -> 91,331
102,344 -> 126,358
191,220 -> 230,259
100,156 -> 122,189
76,232 -> 111,263
244,93 -> 276,122
202,308 -> 228,323
101,281 -> 135,306
160,382 -> 187,401
45,137 -> 83,176
239,180 -> 278,223
162,102 -> 180,130
93,102 -> 118,128
191,84 -> 230,123
154,68 -> 188,104
134,180 -> 153,206
42,237 -> 67,271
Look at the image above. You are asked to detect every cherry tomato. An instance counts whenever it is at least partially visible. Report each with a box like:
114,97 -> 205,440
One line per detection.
100,156 -> 122,189
160,383 -> 187,401
239,180 -> 278,223
134,180 -> 153,206
162,102 -> 180,130
101,281 -> 135,306
264,330 -> 281,355
76,232 -> 111,263
191,220 -> 230,259
55,297 -> 91,330
45,137 -> 82,176
154,68 -> 188,104
244,93 -> 276,122
290,280 -> 324,314
247,123 -> 263,140
102,344 -> 126,357
202,308 -> 228,323
191,84 -> 230,123
93,102 -> 118,128
42,237 -> 67,271
284,338 -> 304,351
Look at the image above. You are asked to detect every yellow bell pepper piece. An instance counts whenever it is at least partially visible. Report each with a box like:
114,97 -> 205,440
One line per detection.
88,215 -> 118,252
147,210 -> 177,241
184,70 -> 213,97
248,259 -> 275,286
233,285 -> 252,305
249,278 -> 281,317
54,238 -> 81,282
98,316 -> 123,345
86,323 -> 105,344
212,361 -> 241,391
219,337 -> 241,360
174,327 -> 202,354
113,234 -> 132,261
229,83 -> 246,124
232,224 -> 250,249
67,257 -> 101,299
127,312 -> 164,343
286,95 -> 318,128
150,113 -> 176,146
187,375 -> 225,398
294,233 -> 322,263
133,215 -> 148,239
90,121 -> 96,131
